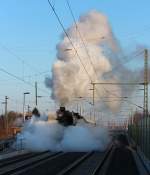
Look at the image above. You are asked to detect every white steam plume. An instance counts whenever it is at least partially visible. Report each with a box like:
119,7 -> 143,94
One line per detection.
45,10 -> 126,112
16,115 -> 110,152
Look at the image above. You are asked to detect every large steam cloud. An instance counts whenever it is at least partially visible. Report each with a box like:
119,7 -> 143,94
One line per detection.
16,115 -> 110,152
14,11 -> 145,153
45,10 -> 146,122
45,10 -> 131,112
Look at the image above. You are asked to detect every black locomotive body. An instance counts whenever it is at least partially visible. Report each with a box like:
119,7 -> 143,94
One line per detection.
56,107 -> 83,126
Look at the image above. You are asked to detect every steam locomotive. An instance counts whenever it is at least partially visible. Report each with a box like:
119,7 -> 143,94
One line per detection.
31,107 -> 92,126
56,107 -> 84,126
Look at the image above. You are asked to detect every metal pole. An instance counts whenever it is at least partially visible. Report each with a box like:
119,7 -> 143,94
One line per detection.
23,92 -> 30,122
143,49 -> 148,156
90,110 -> 92,120
76,102 -> 78,113
93,84 -> 95,106
35,82 -> 38,106
27,105 -> 30,113
5,96 -> 8,135
79,106 -> 81,116
23,93 -> 25,122
93,110 -> 96,126
91,83 -> 95,106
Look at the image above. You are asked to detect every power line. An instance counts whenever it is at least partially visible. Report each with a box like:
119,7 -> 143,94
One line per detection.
0,44 -> 51,96
92,49 -> 145,106
66,0 -> 104,98
110,50 -> 144,74
95,50 -> 144,107
24,70 -> 50,78
66,0 -> 144,78
66,0 -> 99,78
66,0 -> 110,101
65,0 -> 145,105
0,43 -> 42,75
0,67 -> 50,95
119,25 -> 150,40
0,67 -> 33,86
47,0 -> 93,82
47,0 -> 146,112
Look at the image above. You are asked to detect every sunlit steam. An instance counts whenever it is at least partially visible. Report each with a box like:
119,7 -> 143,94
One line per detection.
45,10 -> 127,112
17,115 -> 110,152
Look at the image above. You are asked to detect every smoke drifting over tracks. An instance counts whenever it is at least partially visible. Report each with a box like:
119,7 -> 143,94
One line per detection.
0,140 -> 146,175
19,116 -> 110,152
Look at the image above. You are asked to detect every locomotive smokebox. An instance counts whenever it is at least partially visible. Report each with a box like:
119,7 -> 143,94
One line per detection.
59,106 -> 66,112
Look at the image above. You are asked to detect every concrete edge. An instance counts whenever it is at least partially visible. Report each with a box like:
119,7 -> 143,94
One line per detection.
131,149 -> 149,175
0,150 -> 30,160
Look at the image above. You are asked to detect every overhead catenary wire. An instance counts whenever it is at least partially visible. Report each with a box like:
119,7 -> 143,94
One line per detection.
91,49 -> 146,107
24,70 -> 50,78
0,43 -> 44,75
0,98 -> 4,102
109,50 -> 144,74
66,0 -> 104,98
119,25 -> 150,40
0,43 -> 52,104
66,0 -> 100,78
109,50 -> 148,109
66,1 -> 109,105
66,0 -> 145,76
48,0 -> 146,113
65,0 -> 146,107
94,51 -> 144,108
0,67 -> 51,96
47,0 -> 93,83
102,84 -> 145,109
92,50 -> 144,104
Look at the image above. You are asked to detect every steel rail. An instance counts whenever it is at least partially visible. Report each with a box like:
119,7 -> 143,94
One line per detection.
56,144 -> 114,175
92,145 -> 114,175
0,152 -> 63,175
0,151 -> 49,168
56,152 -> 93,175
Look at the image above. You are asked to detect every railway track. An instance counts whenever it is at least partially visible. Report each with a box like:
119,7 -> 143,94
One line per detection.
0,133 -> 147,175
0,151 -> 62,175
56,145 -> 113,175
19,152 -> 90,175
0,144 -> 113,175
0,151 -> 49,168
0,148 -> 113,175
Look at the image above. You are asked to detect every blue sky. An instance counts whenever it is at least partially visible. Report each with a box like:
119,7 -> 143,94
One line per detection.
0,0 -> 149,113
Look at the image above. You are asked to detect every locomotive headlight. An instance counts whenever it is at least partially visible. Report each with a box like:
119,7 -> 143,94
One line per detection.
58,113 -> 63,117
